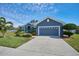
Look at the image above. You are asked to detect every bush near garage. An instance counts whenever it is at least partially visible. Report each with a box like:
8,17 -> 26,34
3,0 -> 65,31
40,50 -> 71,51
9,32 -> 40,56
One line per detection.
22,33 -> 32,37
31,32 -> 36,36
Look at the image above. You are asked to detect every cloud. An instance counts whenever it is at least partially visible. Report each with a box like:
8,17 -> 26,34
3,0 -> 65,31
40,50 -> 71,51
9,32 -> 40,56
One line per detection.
0,3 -> 58,15
22,3 -> 58,14
0,3 -> 59,27
0,9 -> 33,27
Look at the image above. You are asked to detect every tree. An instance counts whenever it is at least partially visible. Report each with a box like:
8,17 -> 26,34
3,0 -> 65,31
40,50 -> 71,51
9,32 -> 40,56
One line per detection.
77,26 -> 79,30
0,17 -> 13,37
63,23 -> 77,30
63,23 -> 77,37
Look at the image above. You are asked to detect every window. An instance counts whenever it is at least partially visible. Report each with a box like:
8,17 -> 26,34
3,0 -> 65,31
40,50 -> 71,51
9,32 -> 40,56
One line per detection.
28,26 -> 30,30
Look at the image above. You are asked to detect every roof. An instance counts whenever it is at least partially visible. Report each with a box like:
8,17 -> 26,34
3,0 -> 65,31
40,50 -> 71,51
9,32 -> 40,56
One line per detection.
37,17 -> 65,25
21,17 -> 65,28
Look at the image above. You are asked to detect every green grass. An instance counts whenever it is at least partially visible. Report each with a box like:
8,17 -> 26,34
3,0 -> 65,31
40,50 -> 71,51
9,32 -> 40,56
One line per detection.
0,32 -> 32,48
64,34 -> 79,52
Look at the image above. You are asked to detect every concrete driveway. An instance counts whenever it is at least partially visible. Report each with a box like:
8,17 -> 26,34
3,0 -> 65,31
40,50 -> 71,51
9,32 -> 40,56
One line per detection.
0,36 -> 79,56
17,36 -> 79,56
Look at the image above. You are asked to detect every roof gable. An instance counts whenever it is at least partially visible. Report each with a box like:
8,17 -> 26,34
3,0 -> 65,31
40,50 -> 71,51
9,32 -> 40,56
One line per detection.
37,18 -> 65,26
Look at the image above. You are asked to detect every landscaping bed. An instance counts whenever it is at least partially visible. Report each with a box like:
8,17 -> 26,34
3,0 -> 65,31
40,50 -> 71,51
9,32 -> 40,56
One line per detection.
0,32 -> 32,48
64,34 -> 79,52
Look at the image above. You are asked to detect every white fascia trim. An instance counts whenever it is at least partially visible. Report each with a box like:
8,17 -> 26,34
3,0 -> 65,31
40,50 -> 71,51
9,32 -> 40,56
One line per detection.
38,26 -> 60,37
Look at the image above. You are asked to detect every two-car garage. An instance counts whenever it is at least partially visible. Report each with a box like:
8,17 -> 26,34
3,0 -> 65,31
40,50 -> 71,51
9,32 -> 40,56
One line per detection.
36,18 -> 63,37
38,26 -> 60,37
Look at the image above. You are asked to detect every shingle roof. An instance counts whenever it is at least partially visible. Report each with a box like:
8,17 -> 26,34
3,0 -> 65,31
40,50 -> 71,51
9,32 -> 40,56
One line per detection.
37,17 -> 65,25
21,17 -> 65,27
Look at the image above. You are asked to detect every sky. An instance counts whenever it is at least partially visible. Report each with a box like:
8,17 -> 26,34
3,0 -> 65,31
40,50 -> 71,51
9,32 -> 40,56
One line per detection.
0,3 -> 79,27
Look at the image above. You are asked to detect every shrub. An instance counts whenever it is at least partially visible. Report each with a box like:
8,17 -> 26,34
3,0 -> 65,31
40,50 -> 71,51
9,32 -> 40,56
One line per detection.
31,32 -> 36,36
15,31 -> 20,36
63,31 -> 74,37
15,26 -> 24,37
19,31 -> 25,37
15,31 -> 25,37
22,33 -> 32,37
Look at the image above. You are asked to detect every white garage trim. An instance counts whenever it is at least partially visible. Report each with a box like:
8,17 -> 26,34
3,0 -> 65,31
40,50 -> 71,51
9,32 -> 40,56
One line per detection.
38,26 -> 60,37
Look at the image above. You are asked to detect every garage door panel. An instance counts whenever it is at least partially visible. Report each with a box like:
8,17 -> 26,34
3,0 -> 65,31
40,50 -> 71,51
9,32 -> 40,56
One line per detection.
39,27 -> 59,36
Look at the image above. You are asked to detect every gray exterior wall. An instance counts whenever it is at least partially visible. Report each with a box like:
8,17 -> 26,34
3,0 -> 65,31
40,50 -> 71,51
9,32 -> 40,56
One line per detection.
36,18 -> 63,37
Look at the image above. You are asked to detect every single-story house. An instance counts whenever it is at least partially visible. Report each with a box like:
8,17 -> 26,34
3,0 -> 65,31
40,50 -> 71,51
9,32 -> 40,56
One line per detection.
36,18 -> 64,37
21,17 -> 64,37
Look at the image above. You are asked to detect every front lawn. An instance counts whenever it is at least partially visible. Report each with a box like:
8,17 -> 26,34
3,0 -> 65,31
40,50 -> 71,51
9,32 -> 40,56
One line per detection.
64,34 -> 79,52
0,32 -> 32,48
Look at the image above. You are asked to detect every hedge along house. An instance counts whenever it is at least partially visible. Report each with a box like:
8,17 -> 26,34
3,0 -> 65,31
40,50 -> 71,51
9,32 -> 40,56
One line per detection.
36,18 -> 64,37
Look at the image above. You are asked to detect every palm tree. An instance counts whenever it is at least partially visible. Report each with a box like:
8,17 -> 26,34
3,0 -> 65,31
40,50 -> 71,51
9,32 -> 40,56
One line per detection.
0,17 -> 13,37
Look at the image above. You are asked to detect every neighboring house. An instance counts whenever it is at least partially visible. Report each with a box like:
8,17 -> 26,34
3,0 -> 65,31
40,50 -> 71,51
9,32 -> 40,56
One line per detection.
76,26 -> 79,34
69,30 -> 76,33
76,30 -> 79,34
36,18 -> 64,37
68,26 -> 79,34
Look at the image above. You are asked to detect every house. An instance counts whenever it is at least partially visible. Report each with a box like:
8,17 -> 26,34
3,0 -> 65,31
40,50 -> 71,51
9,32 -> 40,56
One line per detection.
68,26 -> 79,34
69,30 -> 76,33
21,17 -> 64,37
76,30 -> 79,34
76,26 -> 79,34
21,20 -> 38,33
36,18 -> 64,37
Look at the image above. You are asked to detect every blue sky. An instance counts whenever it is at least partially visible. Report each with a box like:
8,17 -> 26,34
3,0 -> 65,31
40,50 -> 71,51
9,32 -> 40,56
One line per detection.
0,3 -> 79,27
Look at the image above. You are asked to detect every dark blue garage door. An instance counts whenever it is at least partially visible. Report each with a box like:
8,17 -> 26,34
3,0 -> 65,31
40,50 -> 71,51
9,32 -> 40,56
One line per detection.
39,27 -> 59,36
